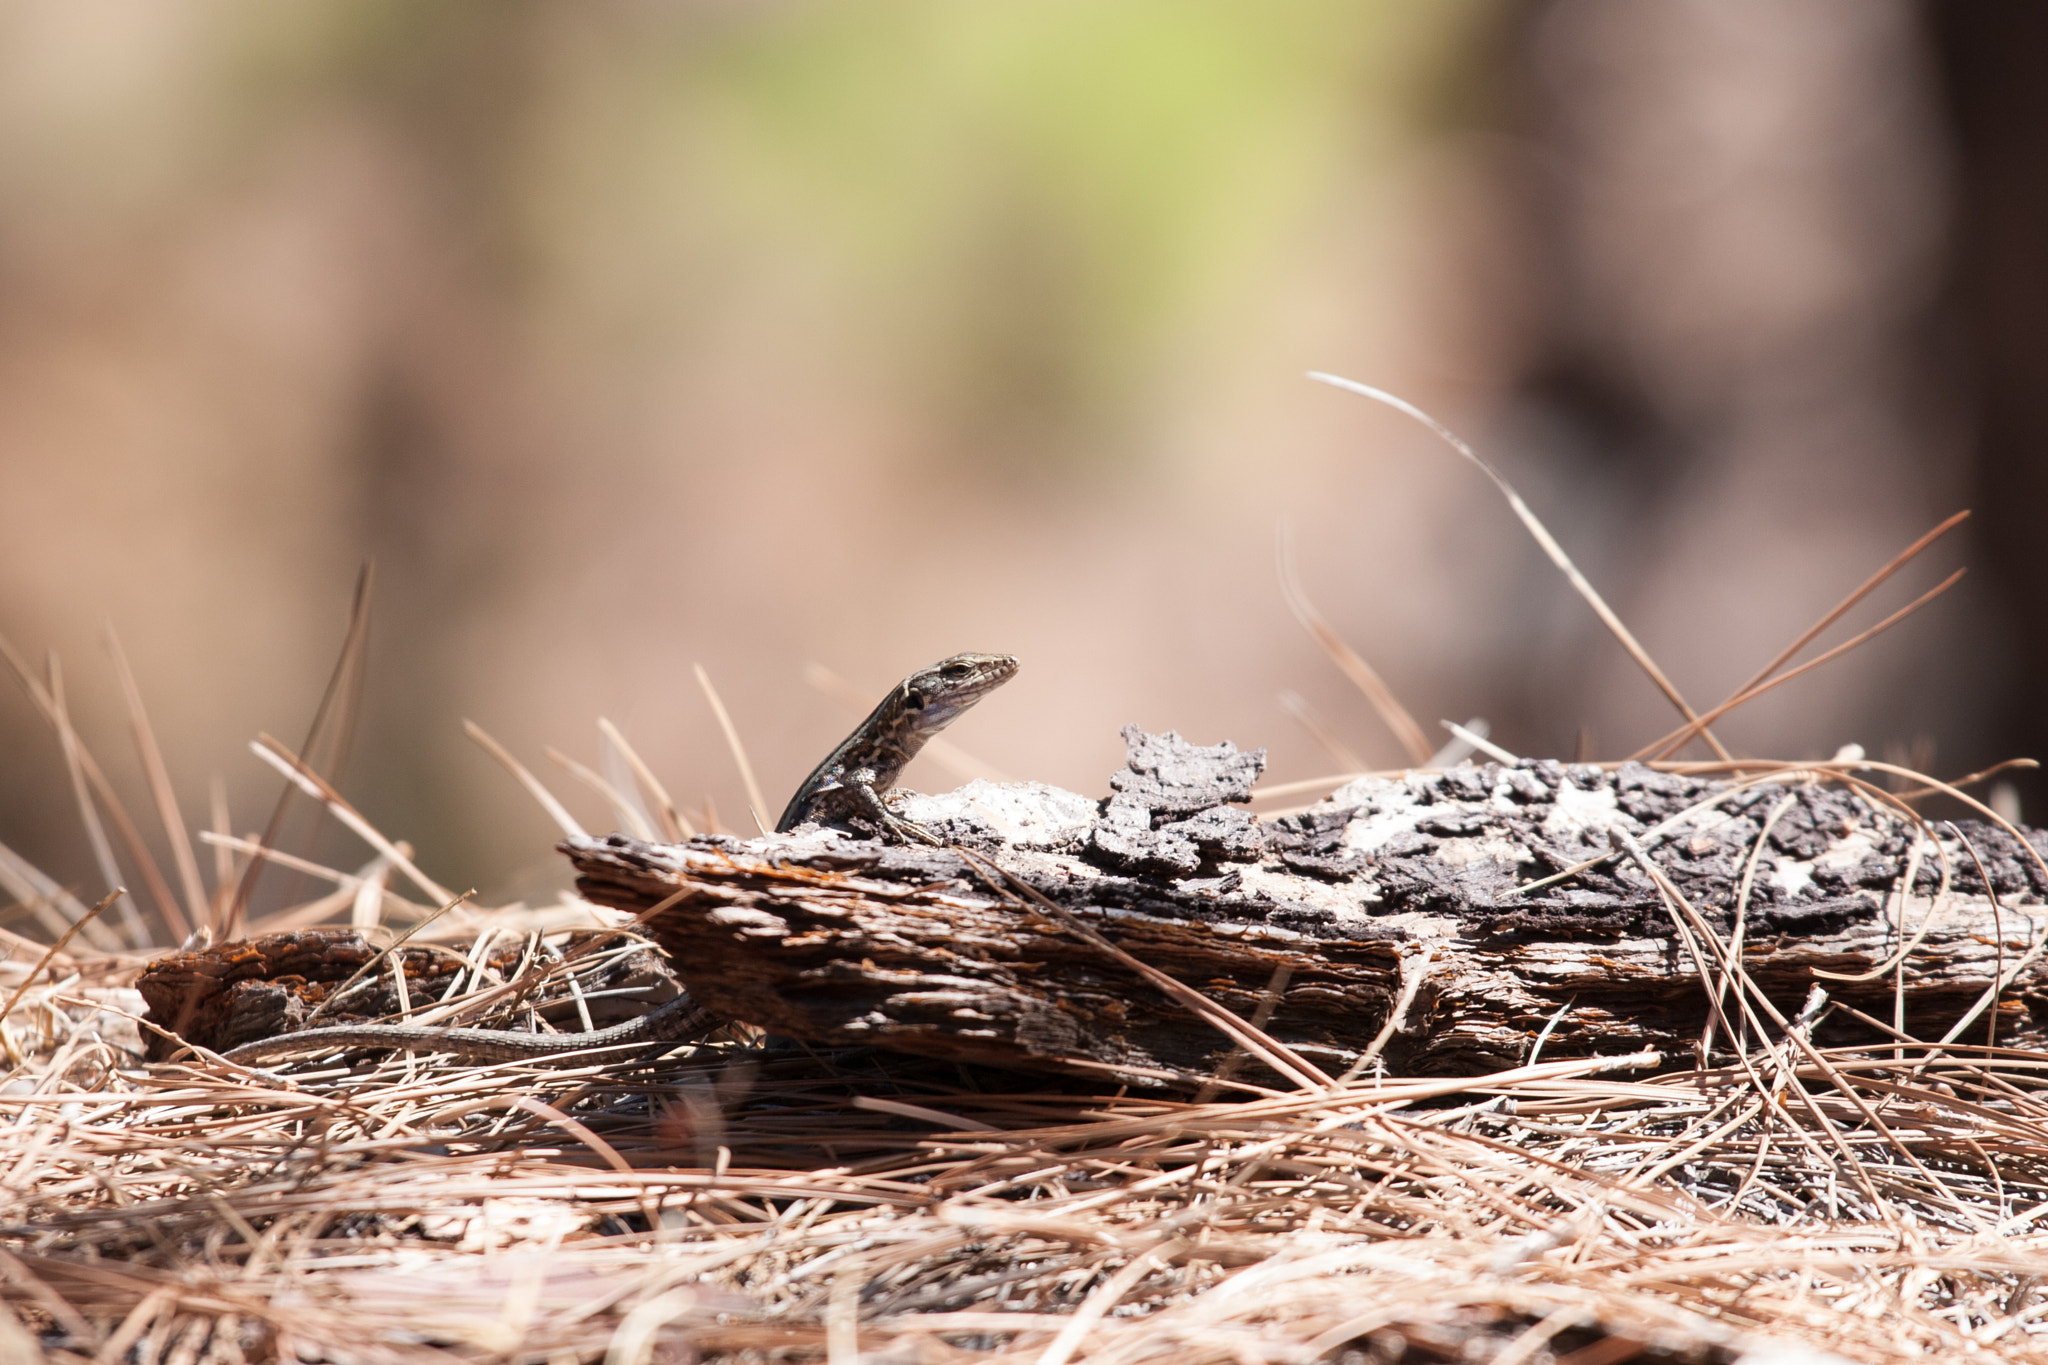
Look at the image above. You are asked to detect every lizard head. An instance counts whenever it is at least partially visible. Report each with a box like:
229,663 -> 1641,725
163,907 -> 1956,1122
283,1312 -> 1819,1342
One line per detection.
899,652 -> 1020,728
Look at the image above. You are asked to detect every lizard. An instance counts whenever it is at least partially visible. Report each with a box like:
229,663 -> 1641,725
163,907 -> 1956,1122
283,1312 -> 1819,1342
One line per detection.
211,653 -> 1018,1068
220,991 -> 716,1066
775,651 -> 1019,843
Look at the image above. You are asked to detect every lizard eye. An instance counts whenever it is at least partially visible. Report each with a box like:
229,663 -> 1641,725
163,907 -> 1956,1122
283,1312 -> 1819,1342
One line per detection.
941,664 -> 972,681
904,688 -> 927,710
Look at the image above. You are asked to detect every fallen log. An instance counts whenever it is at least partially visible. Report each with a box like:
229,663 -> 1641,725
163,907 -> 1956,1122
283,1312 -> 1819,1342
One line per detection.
134,928 -> 680,1058
566,730 -> 2048,1088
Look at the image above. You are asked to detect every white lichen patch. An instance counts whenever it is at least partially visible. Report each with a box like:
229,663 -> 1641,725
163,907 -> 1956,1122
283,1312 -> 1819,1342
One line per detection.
1770,859 -> 1815,899
1814,827 -> 1880,870
898,780 -> 1099,848
1434,835 -> 1534,869
1326,779 -> 1428,855
1681,804 -> 1747,841
1327,774 -> 1417,809
1233,866 -> 1382,930
1543,782 -> 1634,845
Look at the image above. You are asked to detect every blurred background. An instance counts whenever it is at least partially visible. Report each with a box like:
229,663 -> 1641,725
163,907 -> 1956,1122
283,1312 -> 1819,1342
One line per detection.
1,0 -> 2042,920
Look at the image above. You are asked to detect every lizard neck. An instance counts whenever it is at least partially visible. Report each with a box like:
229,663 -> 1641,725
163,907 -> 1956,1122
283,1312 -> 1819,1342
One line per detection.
774,653 -> 1018,834
774,682 -> 913,830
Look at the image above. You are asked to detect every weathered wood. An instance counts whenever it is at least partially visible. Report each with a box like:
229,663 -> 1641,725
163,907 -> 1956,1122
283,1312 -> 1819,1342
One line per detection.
565,734 -> 2048,1087
136,928 -> 676,1058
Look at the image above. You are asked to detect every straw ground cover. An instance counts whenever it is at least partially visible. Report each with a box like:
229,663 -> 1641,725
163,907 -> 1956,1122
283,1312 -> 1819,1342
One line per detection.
5,387 -> 2044,1363
12,864 -> 2048,1364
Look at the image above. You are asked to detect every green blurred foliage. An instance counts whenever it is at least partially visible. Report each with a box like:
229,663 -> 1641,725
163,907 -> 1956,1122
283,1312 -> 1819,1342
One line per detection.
582,1 -> 1486,468
182,0 -> 1489,473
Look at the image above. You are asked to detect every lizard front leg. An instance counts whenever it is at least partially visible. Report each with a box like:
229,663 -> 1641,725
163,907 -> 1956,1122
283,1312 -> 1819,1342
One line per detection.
842,769 -> 942,846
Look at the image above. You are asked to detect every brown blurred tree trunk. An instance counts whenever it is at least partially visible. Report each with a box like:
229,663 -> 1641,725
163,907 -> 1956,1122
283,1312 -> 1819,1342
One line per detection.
1492,0 -> 1984,771
1924,2 -> 2048,821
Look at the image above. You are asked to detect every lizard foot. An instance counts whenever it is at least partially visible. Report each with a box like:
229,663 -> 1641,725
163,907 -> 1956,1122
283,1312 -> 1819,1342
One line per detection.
880,811 -> 944,846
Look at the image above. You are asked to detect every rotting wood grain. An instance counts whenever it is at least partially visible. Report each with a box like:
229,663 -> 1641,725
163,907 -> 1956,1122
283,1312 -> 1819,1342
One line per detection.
136,928 -> 676,1058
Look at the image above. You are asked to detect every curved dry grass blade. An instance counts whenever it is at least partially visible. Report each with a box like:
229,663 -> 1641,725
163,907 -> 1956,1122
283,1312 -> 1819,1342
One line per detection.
296,566 -> 373,828
1194,963 -> 1296,1102
461,720 -> 586,839
0,839 -> 91,943
1638,568 -> 1965,762
1799,769 -> 1968,1057
695,664 -> 769,833
349,857 -> 393,931
300,888 -> 474,1026
1427,717 -> 1490,768
1034,1241 -> 1179,1365
0,888 -> 120,1028
0,636 -> 171,947
1812,837 -> 1949,986
951,844 -> 1336,1092
1339,944 -> 1436,1083
1616,830 -> 1982,1230
207,774 -> 233,913
1310,372 -> 1732,762
103,626 -> 199,940
1890,756 -> 2038,803
1611,832 -> 1745,1075
1703,792 -> 1797,1058
1936,827 -> 2043,1052
1278,691 -> 1365,772
1247,773 -> 1376,801
1633,512 -> 1969,766
199,835 -> 427,910
1500,765 -> 1829,900
1441,719 -> 1517,765
805,663 -> 1012,784
1275,524 -> 1433,766
251,734 -> 457,907
1488,1307 -> 1587,1365
507,1096 -> 637,1176
44,655 -> 147,947
594,741 -> 660,843
227,846 -> 427,934
544,746 -> 653,841
225,563 -> 373,939
598,719 -> 695,840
